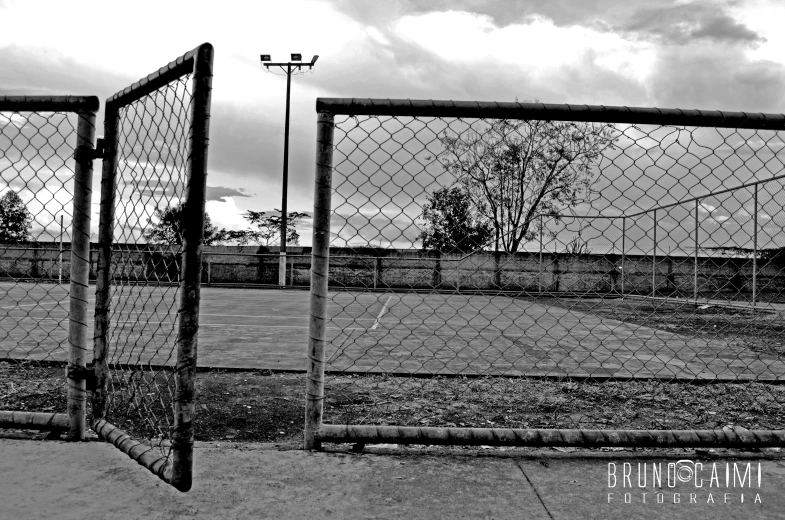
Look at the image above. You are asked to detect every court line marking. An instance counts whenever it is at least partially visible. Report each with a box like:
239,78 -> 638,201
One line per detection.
371,295 -> 393,331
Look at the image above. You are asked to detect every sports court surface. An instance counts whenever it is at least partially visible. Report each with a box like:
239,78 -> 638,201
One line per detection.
1,282 -> 783,381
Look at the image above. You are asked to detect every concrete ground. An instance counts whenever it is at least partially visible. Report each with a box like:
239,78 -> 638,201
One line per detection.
2,437 -> 785,520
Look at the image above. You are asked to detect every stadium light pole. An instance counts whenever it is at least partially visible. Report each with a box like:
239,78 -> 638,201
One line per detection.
260,53 -> 319,286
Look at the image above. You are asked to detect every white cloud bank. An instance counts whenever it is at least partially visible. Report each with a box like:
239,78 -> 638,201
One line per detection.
393,12 -> 656,85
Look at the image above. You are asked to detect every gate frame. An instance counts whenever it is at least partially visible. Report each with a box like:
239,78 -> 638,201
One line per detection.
304,97 -> 785,450
91,43 -> 213,492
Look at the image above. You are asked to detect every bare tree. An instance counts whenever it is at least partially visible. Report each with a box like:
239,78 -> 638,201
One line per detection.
437,117 -> 618,253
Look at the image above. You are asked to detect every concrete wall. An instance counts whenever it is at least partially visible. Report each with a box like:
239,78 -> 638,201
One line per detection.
3,242 -> 783,300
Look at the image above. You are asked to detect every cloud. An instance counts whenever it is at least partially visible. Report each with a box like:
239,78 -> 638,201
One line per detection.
206,185 -> 251,203
206,197 -> 250,230
690,13 -> 762,43
647,45 -> 785,111
330,0 -> 643,29
612,2 -> 765,46
0,45 -> 132,98
392,11 -> 656,84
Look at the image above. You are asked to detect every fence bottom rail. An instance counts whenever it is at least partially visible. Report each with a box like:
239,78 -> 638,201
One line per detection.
316,424 -> 785,448
91,419 -> 181,489
0,410 -> 69,431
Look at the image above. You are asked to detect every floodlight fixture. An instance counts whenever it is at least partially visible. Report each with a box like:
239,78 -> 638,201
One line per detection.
310,55 -> 319,65
260,54 -> 271,62
291,53 -> 302,61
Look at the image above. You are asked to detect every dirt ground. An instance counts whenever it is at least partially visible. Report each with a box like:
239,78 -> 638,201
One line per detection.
4,364 -> 785,445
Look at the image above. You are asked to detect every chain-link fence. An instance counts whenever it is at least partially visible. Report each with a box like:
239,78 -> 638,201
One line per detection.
0,96 -> 96,438
91,44 -> 213,492
305,99 -> 785,449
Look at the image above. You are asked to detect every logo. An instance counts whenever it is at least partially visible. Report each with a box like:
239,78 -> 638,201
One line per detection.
607,460 -> 763,505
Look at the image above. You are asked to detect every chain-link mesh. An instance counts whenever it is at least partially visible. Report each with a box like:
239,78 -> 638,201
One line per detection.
0,109 -> 77,416
102,73 -> 195,457
315,106 -> 785,442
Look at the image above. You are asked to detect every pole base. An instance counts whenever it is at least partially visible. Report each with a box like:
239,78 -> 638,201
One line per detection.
278,252 -> 287,286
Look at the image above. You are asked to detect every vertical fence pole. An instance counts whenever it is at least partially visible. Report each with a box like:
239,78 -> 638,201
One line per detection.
455,257 -> 461,293
621,216 -> 625,297
305,110 -> 334,451
373,257 -> 378,290
652,209 -> 657,297
169,43 -> 213,493
207,260 -> 211,286
538,215 -> 543,294
694,200 -> 699,303
753,184 -> 758,309
58,215 -> 64,284
92,108 -> 119,424
66,109 -> 96,441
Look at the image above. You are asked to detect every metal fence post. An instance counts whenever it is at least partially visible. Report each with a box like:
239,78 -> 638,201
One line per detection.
66,108 -> 96,441
620,216 -> 625,296
305,110 -> 334,450
753,184 -> 758,308
58,215 -> 64,284
92,106 -> 119,423
170,43 -> 213,493
538,215 -> 543,293
652,209 -> 657,297
694,200 -> 699,303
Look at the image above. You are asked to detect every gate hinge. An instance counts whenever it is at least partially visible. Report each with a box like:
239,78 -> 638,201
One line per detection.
66,362 -> 97,392
74,137 -> 106,162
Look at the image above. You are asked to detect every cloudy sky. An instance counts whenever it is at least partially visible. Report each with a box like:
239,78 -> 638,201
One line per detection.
1,0 -> 784,253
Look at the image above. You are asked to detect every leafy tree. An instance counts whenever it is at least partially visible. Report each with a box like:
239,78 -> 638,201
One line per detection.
419,186 -> 492,253
241,209 -> 311,246
0,190 -> 32,243
143,203 -> 227,246
435,113 -> 618,253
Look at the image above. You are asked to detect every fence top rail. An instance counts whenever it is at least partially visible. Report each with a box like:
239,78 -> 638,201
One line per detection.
0,95 -> 99,113
316,98 -> 785,130
624,170 -> 785,218
106,43 -> 213,109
